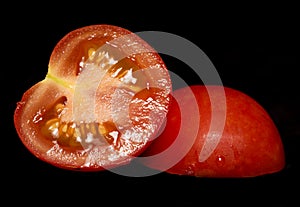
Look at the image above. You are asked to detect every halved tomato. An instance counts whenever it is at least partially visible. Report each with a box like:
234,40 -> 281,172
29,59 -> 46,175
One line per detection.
14,24 -> 172,171
142,85 -> 285,177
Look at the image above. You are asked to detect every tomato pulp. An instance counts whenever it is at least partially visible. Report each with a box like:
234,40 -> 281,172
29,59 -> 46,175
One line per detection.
142,85 -> 285,177
14,25 -> 172,171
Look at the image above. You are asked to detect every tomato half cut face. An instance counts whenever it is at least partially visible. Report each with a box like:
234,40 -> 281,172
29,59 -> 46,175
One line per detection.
14,24 -> 172,171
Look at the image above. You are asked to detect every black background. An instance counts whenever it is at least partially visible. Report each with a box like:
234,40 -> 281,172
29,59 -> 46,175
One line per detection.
3,3 -> 299,206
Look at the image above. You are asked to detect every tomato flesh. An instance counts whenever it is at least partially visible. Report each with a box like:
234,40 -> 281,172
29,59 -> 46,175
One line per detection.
14,25 -> 171,171
142,85 -> 285,177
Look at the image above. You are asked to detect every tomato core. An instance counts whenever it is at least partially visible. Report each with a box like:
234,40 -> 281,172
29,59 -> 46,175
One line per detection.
39,50 -> 150,151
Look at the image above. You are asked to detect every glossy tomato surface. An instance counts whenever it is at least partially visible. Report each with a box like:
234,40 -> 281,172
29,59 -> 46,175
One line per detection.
142,85 -> 285,177
14,24 -> 172,171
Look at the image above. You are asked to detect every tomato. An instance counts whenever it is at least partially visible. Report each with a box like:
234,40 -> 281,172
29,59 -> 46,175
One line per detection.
142,85 -> 285,177
14,24 -> 172,171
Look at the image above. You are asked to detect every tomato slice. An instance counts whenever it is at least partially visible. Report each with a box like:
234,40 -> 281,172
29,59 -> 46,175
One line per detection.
142,85 -> 285,177
14,24 -> 172,171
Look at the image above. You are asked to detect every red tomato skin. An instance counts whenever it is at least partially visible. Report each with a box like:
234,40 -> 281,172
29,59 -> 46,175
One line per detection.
142,85 -> 285,177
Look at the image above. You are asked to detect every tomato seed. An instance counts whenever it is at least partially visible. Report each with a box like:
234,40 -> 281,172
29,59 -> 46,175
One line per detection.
42,108 -> 122,150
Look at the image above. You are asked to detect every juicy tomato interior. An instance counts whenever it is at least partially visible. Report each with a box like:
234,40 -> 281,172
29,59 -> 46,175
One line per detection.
14,24 -> 171,171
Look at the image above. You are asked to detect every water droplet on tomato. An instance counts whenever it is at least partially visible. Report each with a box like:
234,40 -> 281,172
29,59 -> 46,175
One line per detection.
184,163 -> 196,175
216,155 -> 226,167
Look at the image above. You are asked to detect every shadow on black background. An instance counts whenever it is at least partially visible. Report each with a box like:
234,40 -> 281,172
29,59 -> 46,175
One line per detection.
3,4 -> 299,206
